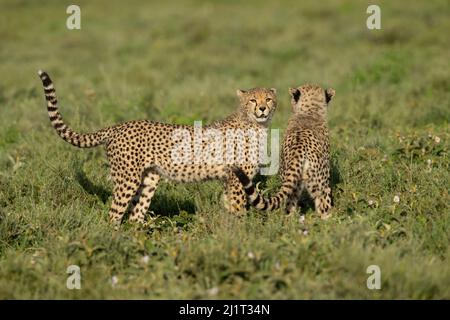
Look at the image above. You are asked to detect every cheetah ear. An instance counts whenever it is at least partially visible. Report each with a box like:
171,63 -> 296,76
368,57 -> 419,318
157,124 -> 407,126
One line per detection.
236,89 -> 247,99
269,88 -> 277,95
325,88 -> 335,104
289,87 -> 301,103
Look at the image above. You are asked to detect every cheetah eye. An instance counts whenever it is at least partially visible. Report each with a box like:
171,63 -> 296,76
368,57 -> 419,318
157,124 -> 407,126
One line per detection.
266,98 -> 272,103
249,99 -> 257,104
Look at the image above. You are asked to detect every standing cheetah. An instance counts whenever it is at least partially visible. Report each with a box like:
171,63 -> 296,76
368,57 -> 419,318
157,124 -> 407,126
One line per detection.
232,84 -> 335,218
38,71 -> 277,226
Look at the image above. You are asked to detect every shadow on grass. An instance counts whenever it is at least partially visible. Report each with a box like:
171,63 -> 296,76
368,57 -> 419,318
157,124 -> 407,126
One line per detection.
330,155 -> 343,191
75,164 -> 196,219
132,168 -> 197,217
151,195 -> 196,217
75,167 -> 111,204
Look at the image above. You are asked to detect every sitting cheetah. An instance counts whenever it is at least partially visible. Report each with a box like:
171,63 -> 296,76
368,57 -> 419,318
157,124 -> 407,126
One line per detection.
37,71 -> 277,226
232,84 -> 335,218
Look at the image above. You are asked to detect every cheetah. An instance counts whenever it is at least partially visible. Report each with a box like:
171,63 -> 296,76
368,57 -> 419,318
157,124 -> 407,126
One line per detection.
232,84 -> 335,218
37,70 -> 277,226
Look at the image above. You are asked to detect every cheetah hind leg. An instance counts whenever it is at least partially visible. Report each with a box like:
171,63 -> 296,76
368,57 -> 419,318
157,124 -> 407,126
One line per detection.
314,187 -> 332,219
109,175 -> 141,229
129,168 -> 160,224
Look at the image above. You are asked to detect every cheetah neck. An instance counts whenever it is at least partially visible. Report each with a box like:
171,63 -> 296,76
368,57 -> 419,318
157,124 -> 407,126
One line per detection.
295,104 -> 327,121
292,110 -> 328,127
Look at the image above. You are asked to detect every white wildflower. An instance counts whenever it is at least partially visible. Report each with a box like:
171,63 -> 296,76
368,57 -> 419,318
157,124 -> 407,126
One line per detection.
247,251 -> 255,259
434,136 -> 441,143
299,215 -> 305,224
207,287 -> 219,296
393,195 -> 400,203
275,261 -> 281,270
111,276 -> 119,286
141,255 -> 150,264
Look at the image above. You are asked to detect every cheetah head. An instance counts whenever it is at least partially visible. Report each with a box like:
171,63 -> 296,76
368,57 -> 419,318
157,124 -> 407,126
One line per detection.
236,88 -> 277,125
289,84 -> 335,116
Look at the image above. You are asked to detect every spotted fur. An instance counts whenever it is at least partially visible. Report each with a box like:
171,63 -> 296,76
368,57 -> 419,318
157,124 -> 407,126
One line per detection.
233,84 -> 335,218
38,71 -> 277,226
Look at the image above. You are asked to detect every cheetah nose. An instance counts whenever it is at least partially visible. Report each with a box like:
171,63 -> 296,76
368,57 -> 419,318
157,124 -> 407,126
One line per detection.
259,106 -> 267,112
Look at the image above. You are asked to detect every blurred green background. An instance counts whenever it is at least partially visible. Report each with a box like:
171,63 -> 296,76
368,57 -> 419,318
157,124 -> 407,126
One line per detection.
0,0 -> 449,299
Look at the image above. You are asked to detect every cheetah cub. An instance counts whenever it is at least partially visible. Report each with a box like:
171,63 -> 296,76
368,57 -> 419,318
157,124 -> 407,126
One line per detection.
233,84 -> 335,218
38,71 -> 277,226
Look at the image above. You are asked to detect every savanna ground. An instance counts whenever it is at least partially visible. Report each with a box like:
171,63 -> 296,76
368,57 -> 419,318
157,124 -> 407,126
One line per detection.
0,0 -> 449,299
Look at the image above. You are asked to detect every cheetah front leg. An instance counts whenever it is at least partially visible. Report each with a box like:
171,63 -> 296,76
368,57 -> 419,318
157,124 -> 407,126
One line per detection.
129,168 -> 160,224
223,171 -> 247,215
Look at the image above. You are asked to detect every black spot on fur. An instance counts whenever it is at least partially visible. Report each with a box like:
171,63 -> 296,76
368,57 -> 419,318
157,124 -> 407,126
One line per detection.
291,89 -> 301,103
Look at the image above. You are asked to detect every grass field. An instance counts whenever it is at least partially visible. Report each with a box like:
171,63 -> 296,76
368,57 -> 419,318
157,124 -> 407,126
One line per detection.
0,0 -> 449,299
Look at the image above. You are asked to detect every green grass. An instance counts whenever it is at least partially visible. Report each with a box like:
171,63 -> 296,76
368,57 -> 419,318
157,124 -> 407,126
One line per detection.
0,0 -> 449,299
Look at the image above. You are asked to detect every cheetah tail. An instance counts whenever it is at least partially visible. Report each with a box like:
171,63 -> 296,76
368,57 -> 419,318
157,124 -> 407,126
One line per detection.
38,70 -> 111,148
231,166 -> 295,211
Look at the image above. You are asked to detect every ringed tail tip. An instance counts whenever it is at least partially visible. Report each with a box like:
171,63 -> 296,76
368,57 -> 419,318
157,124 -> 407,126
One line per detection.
38,69 -> 49,79
38,70 -> 52,87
